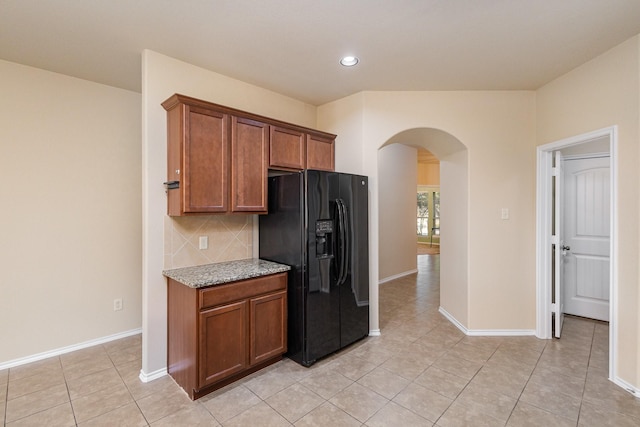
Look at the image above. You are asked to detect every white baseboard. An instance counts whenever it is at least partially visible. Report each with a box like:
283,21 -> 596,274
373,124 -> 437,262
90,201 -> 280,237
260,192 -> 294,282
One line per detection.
438,307 -> 536,336
379,269 -> 418,285
0,328 -> 142,371
466,328 -> 536,336
439,306 -> 469,333
369,329 -> 381,337
139,367 -> 168,383
612,375 -> 640,398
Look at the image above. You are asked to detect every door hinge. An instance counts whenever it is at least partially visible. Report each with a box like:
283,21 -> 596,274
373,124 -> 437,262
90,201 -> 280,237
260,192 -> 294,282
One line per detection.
551,167 -> 559,177
551,235 -> 559,245
550,303 -> 556,312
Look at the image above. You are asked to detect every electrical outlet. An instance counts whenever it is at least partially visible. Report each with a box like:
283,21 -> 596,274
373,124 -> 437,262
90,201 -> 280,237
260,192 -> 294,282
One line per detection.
199,236 -> 208,250
113,298 -> 123,311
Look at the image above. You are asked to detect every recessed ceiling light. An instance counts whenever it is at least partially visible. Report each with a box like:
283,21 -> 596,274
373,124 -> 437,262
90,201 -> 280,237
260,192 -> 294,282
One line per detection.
340,56 -> 359,67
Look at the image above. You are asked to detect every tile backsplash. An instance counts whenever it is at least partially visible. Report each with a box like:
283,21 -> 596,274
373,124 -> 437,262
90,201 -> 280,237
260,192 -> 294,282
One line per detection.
164,215 -> 255,269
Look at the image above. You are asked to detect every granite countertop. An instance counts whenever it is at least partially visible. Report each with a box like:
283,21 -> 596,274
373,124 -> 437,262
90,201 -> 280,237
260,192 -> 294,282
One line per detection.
162,258 -> 291,289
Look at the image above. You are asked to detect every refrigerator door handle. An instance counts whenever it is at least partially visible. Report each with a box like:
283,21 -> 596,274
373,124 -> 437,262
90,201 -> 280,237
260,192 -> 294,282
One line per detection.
336,199 -> 349,286
334,200 -> 343,285
341,200 -> 350,285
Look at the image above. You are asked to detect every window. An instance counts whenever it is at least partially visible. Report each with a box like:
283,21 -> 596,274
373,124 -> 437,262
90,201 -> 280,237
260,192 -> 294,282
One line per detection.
417,187 -> 440,237
433,191 -> 440,235
417,192 -> 429,236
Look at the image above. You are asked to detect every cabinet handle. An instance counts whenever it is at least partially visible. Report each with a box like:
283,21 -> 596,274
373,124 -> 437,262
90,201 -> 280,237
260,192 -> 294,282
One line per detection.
163,181 -> 180,190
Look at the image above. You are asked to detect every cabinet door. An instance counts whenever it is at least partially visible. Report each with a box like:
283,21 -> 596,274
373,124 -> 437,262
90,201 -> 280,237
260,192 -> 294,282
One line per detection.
270,126 -> 305,170
231,117 -> 268,213
199,300 -> 247,387
306,134 -> 335,171
249,290 -> 287,366
183,106 -> 229,213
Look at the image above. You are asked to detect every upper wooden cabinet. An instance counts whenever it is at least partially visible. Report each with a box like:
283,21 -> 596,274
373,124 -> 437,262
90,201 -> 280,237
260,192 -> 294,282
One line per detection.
163,94 -> 335,215
269,126 -> 335,172
270,126 -> 305,170
163,95 -> 267,215
231,117 -> 268,213
306,133 -> 335,172
165,103 -> 229,215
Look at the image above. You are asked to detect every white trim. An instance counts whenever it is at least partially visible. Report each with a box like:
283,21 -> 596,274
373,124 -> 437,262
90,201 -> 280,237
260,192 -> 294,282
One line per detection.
0,328 -> 142,371
368,329 -> 381,337
378,269 -> 418,284
609,129 -> 619,380
439,307 -> 535,336
139,367 -> 168,383
439,306 -> 468,333
562,152 -> 610,161
535,125 -> 618,384
466,329 -> 536,337
536,148 -> 553,339
612,375 -> 640,398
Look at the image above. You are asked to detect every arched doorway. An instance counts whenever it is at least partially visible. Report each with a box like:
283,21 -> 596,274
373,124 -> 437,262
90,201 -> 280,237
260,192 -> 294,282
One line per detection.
376,128 -> 469,331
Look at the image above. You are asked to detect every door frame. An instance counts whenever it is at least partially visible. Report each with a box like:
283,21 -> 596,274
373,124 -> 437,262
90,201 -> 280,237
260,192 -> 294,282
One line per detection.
535,126 -> 617,379
561,154 -> 611,322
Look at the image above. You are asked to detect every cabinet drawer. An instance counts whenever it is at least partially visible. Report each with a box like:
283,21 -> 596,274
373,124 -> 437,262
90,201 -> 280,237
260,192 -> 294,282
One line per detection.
199,272 -> 287,310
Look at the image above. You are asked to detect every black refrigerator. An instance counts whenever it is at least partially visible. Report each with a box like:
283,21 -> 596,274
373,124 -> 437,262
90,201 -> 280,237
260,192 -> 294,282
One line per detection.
259,170 -> 369,366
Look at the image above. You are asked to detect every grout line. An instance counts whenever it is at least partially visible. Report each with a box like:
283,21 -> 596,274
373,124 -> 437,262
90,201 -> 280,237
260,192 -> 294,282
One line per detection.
503,339 -> 548,425
575,322 -> 597,426
2,376 -> 7,427
62,363 -> 78,427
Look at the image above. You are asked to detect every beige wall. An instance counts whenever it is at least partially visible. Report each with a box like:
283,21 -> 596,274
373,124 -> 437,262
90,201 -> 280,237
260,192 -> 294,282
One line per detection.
317,92 -> 366,176
378,144 -> 418,281
439,149 -> 469,326
319,91 -> 537,334
141,51 -> 319,377
537,35 -> 640,387
0,60 -> 142,365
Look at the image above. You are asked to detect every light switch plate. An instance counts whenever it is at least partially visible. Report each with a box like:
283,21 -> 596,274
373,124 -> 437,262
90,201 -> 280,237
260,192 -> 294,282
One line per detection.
199,236 -> 208,250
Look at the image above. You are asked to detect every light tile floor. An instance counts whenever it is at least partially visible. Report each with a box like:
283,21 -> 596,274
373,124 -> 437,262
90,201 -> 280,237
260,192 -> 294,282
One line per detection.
2,254 -> 640,426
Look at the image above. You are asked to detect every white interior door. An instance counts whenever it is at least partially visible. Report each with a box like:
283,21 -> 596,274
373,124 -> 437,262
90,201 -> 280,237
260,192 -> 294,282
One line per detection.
553,151 -> 564,338
562,156 -> 610,321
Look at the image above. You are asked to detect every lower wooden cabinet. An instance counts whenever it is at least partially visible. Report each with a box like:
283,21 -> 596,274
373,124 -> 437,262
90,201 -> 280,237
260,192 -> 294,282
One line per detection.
199,300 -> 247,387
250,291 -> 287,365
167,272 -> 287,399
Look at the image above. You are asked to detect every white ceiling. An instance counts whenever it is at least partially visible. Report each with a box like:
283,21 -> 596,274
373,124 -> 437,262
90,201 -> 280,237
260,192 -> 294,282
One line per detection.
2,0 -> 640,106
